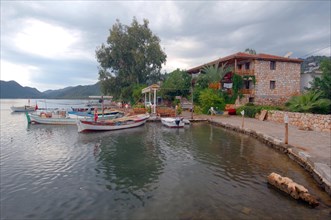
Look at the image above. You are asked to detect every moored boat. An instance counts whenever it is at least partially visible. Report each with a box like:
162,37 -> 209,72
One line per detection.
77,114 -> 150,132
11,105 -> 36,112
26,111 -> 77,125
68,109 -> 124,120
161,117 -> 185,128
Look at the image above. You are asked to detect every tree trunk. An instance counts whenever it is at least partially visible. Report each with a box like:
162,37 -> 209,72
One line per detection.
267,172 -> 319,207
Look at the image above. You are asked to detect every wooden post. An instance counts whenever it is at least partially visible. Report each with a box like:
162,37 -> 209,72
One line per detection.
191,77 -> 194,120
241,110 -> 245,128
284,114 -> 289,144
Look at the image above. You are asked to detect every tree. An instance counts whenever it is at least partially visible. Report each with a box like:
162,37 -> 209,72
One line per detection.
244,48 -> 257,55
96,17 -> 167,100
308,58 -> 331,100
160,69 -> 191,101
201,62 -> 232,84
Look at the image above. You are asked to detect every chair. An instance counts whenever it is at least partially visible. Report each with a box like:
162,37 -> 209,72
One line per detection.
208,107 -> 223,115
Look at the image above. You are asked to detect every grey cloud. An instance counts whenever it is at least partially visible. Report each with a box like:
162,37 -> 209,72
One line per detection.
1,1 -> 330,91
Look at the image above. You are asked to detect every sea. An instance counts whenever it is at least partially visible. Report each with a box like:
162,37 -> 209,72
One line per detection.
1,99 -> 330,219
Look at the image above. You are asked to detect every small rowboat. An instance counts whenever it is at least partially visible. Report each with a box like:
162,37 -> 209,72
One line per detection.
161,117 -> 185,128
77,114 -> 150,132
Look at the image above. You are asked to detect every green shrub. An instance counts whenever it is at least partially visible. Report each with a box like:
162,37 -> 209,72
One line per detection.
236,105 -> 281,118
199,88 -> 225,114
285,91 -> 331,114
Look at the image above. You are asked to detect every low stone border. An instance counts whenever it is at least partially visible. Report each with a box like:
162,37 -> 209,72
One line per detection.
209,120 -> 331,196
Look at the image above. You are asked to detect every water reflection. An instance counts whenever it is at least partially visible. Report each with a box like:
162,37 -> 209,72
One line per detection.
96,126 -> 163,195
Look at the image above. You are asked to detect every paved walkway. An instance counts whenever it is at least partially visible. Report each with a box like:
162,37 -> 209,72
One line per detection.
181,112 -> 331,195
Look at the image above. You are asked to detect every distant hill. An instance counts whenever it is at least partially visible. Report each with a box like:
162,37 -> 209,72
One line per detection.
44,82 -> 102,99
0,80 -> 43,98
0,80 -> 102,99
300,55 -> 329,73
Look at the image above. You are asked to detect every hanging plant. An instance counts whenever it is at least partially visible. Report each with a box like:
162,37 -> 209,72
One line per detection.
232,73 -> 243,94
242,75 -> 256,85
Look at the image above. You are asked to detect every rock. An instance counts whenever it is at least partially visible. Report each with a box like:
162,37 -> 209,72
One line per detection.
267,172 -> 319,207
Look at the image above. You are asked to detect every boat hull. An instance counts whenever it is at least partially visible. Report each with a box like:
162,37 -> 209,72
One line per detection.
161,117 -> 185,128
77,114 -> 149,132
11,106 -> 35,112
28,113 -> 76,125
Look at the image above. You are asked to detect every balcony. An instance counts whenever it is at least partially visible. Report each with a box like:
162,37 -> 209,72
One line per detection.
240,89 -> 255,95
236,69 -> 254,76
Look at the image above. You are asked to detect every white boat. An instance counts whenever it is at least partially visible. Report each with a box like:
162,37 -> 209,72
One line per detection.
77,114 -> 150,132
11,105 -> 36,112
161,117 -> 185,128
26,111 -> 77,125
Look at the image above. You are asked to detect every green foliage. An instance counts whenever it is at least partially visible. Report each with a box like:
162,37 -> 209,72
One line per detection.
176,105 -> 182,115
236,104 -> 281,118
132,84 -> 147,104
232,73 -> 243,94
201,62 -> 232,83
244,48 -> 257,54
96,17 -> 167,100
285,91 -> 331,114
160,69 -> 191,100
193,105 -> 203,114
198,88 -> 225,114
308,58 -> 331,100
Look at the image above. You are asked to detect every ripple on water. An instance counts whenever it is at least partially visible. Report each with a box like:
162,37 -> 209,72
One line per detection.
1,107 -> 331,220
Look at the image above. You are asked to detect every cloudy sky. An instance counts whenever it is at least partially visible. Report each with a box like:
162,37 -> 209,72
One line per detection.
1,0 -> 330,91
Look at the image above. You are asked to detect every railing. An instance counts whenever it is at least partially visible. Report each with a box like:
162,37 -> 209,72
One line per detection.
240,89 -> 255,95
236,69 -> 254,76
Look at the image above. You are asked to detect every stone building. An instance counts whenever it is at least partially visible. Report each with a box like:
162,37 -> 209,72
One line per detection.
187,52 -> 303,106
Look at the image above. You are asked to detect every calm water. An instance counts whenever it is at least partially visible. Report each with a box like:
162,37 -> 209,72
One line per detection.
1,99 -> 330,219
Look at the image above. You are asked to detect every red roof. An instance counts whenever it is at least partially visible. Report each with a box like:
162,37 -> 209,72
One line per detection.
187,52 -> 303,74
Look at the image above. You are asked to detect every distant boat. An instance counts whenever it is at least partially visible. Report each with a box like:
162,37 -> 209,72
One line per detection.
161,117 -> 185,128
77,114 -> 150,132
11,105 -> 36,112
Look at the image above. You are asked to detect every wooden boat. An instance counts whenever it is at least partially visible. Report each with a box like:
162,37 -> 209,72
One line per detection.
77,114 -> 150,132
11,105 -> 36,112
161,117 -> 185,128
26,111 -> 77,125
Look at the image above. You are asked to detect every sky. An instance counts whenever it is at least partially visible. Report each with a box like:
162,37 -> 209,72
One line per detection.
1,0 -> 330,92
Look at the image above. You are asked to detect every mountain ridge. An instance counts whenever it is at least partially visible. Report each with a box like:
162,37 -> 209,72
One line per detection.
0,80 -> 101,99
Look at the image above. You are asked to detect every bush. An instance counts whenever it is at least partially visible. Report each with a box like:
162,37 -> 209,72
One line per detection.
236,105 -> 281,118
285,91 -> 331,114
198,88 -> 225,114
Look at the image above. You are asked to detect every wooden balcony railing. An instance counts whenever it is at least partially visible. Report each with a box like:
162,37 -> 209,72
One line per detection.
240,89 -> 255,95
236,69 -> 255,76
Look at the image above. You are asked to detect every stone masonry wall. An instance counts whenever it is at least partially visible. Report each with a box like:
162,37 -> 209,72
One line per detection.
267,110 -> 331,132
254,60 -> 301,106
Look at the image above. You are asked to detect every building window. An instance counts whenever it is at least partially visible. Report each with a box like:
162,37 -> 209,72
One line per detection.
245,62 -> 250,70
270,81 -> 276,90
249,97 -> 254,103
237,64 -> 242,70
244,80 -> 254,89
270,61 -> 276,70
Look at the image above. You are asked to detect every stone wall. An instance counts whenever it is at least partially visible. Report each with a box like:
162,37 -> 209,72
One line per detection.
267,110 -> 331,132
254,60 -> 301,105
